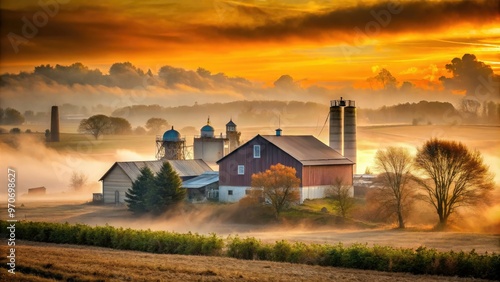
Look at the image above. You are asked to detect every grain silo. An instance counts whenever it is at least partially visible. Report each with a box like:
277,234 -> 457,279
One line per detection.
156,126 -> 186,160
194,117 -> 235,164
50,106 -> 60,142
329,97 -> 356,168
343,100 -> 357,169
329,100 -> 343,154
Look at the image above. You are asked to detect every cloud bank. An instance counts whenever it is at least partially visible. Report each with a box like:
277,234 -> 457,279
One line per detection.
1,59 -> 473,114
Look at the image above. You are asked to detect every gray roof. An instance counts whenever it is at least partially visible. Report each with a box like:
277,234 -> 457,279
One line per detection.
260,135 -> 354,166
182,171 -> 219,189
99,159 -> 212,182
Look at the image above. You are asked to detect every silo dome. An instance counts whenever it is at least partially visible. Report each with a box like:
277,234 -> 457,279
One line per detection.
200,117 -> 214,138
163,126 -> 181,141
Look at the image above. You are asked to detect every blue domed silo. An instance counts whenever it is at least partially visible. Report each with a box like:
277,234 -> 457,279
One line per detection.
155,126 -> 186,160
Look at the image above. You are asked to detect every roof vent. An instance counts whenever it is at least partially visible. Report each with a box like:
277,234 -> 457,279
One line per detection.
275,128 -> 282,136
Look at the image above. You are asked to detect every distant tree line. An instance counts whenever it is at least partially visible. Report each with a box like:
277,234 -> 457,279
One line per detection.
0,107 -> 25,125
77,115 -> 169,139
110,100 -> 500,128
360,100 -> 500,125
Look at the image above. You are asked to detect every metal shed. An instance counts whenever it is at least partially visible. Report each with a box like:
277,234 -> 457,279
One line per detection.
182,171 -> 219,202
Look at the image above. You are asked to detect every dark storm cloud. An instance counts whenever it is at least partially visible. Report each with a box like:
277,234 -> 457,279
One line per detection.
0,5 -> 188,60
2,0 -> 497,61
203,0 -> 499,42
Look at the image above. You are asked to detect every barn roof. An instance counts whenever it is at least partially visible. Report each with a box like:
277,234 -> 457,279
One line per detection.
182,171 -> 219,189
261,135 -> 353,165
99,159 -> 212,182
217,135 -> 354,166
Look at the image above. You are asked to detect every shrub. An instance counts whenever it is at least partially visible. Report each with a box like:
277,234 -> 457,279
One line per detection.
226,236 -> 262,260
10,127 -> 21,134
273,240 -> 292,262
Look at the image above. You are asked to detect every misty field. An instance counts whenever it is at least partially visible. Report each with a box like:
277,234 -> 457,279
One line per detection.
1,200 -> 499,255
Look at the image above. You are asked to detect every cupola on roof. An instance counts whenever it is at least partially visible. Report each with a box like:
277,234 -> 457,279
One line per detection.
201,117 -> 214,138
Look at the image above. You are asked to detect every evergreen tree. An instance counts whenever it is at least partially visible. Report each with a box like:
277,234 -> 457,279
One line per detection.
146,162 -> 186,215
125,166 -> 154,214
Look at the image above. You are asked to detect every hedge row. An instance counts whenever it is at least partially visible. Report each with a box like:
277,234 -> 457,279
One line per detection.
2,221 -> 498,280
2,221 -> 223,256
226,236 -> 500,280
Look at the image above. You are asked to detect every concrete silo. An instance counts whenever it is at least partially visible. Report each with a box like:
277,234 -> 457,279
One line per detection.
329,97 -> 356,168
329,100 -> 343,154
343,100 -> 357,168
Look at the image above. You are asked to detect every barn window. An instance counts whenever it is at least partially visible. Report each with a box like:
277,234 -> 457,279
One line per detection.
253,145 -> 261,158
238,165 -> 245,175
228,190 -> 233,196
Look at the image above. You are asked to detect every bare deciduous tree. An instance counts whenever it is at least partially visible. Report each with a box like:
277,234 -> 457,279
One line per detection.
327,177 -> 355,218
374,147 -> 416,228
459,98 -> 481,118
70,171 -> 88,192
414,139 -> 494,229
251,163 -> 300,219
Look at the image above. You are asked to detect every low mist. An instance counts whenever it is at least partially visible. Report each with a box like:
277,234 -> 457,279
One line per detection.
0,135 -> 153,197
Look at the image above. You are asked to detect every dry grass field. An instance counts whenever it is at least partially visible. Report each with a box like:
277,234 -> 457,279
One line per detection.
0,241 -> 493,282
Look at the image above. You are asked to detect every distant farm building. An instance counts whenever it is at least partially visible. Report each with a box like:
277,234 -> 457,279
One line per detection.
216,131 -> 354,203
193,118 -> 241,165
27,186 -> 46,196
353,174 -> 377,197
99,160 -> 212,204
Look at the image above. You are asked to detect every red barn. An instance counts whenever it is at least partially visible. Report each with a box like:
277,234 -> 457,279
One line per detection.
216,132 -> 354,203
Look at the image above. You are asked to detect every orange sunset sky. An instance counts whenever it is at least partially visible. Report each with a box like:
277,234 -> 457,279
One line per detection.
0,0 -> 499,109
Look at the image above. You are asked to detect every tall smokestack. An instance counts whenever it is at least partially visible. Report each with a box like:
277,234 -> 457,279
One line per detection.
329,99 -> 343,155
344,101 -> 357,171
50,106 -> 60,142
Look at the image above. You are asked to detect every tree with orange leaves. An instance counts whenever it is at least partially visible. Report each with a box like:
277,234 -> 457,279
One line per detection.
251,163 -> 301,219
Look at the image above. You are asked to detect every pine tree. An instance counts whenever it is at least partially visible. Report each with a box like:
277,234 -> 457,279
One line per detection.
125,166 -> 154,214
146,161 -> 186,215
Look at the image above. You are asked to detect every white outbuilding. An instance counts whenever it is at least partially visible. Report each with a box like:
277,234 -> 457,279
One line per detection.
99,159 -> 212,204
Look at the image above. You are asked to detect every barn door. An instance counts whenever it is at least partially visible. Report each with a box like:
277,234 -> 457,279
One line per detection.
114,190 -> 120,204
